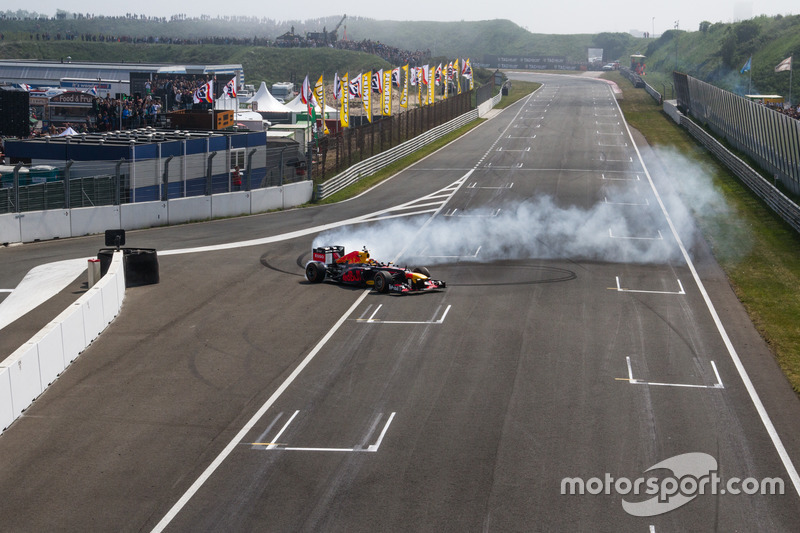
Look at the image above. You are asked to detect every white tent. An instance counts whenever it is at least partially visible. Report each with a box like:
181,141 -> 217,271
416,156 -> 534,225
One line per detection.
246,82 -> 291,113
57,127 -> 78,136
284,93 -> 337,116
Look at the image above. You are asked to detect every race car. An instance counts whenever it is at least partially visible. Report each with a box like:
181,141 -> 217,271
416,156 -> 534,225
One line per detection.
305,245 -> 446,294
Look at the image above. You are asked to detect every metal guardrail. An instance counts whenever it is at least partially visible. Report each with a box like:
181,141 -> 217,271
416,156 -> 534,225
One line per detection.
643,82 -> 662,104
315,109 -> 480,200
680,113 -> 800,234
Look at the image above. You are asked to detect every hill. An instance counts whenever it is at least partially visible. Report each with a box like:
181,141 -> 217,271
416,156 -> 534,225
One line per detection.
624,15 -> 800,99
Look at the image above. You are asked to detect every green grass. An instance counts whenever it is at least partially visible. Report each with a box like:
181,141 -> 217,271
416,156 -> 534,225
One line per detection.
495,81 -> 542,109
606,71 -> 800,394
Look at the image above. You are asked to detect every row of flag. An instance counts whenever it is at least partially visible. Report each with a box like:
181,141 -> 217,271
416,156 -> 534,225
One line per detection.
299,58 -> 473,131
740,55 -> 793,74
192,77 -> 238,104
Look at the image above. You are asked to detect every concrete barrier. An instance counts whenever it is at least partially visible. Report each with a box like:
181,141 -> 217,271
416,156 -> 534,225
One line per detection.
7,182 -> 312,244
71,205 -> 121,237
283,181 -> 313,208
211,191 -> 252,219
0,213 -> 21,244
121,201 -> 169,230
0,250 -> 125,433
167,195 -> 212,225
20,209 -> 71,242
251,186 -> 283,213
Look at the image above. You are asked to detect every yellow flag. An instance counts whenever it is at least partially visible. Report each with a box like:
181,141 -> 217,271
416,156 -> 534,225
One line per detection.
400,64 -> 409,109
340,72 -> 349,128
314,74 -> 329,134
454,58 -> 461,94
426,65 -> 433,106
382,69 -> 392,116
362,71 -> 372,123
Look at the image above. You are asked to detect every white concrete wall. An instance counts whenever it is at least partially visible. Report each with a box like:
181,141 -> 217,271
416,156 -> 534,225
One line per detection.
120,201 -> 169,230
6,182 -> 312,244
211,191 -> 252,219
71,205 -> 121,237
0,251 -> 125,433
167,195 -> 212,225
0,213 -> 21,244
20,209 -> 71,242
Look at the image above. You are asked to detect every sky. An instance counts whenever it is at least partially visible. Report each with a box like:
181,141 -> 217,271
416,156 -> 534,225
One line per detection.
20,0 -> 798,35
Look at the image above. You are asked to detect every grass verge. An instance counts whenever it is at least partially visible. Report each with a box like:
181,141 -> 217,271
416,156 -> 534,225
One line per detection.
605,71 -> 800,394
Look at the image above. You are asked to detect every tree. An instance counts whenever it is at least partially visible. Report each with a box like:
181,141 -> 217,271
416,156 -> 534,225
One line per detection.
699,21 -> 711,33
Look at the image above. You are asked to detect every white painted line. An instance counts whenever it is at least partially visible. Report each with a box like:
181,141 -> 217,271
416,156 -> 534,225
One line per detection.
467,182 -> 514,190
250,413 -> 284,449
617,92 -> 800,497
625,357 -> 724,389
613,276 -> 685,295
650,526 -> 656,533
359,305 -> 452,325
367,304 -> 383,322
444,209 -> 501,218
367,412 -> 396,452
608,229 -> 664,241
598,142 -> 629,147
596,131 -> 624,135
604,197 -> 649,206
0,289 -> 13,293
267,410 -> 300,449
601,173 -> 640,181
711,361 -> 724,388
150,289 -> 373,532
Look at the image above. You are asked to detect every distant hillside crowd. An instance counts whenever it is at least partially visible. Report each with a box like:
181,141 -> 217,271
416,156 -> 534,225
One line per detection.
23,30 -> 432,66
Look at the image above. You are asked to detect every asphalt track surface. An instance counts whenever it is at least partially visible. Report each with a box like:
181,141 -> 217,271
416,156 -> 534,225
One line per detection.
1,73 -> 800,532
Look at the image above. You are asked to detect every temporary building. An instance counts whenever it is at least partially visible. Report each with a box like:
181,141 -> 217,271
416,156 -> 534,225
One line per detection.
246,82 -> 292,113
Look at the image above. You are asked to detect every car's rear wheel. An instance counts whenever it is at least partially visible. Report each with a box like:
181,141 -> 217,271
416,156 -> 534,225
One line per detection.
374,271 -> 392,293
413,267 -> 431,278
305,262 -> 326,283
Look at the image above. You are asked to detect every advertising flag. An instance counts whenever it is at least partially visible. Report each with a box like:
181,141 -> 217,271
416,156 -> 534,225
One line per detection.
416,67 -> 422,106
223,76 -> 237,98
372,70 -> 383,94
434,64 -> 442,86
382,68 -> 392,116
775,56 -> 792,72
454,58 -> 461,94
340,73 -> 350,128
333,72 -> 341,100
463,58 -> 474,90
313,74 -> 329,134
301,75 -> 312,104
193,81 -> 213,103
409,67 -> 418,86
740,56 -> 752,74
391,67 -> 401,88
425,66 -> 433,106
349,75 -> 362,99
400,64 -> 409,109
362,71 -> 372,122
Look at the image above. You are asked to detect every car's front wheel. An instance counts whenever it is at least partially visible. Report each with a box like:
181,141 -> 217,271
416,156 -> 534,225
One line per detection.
374,271 -> 392,293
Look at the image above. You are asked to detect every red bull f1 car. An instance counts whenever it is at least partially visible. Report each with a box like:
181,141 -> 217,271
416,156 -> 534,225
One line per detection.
305,246 -> 446,294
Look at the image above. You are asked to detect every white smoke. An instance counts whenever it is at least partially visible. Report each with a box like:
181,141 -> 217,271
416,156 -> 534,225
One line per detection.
314,148 -> 734,266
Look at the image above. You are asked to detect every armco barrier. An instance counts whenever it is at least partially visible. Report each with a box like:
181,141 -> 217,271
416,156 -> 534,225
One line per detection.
316,109 -> 481,200
664,101 -> 800,234
0,250 -> 125,433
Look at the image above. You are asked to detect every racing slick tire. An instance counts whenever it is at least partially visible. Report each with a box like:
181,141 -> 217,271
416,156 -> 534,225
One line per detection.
374,271 -> 392,293
413,267 -> 431,278
305,261 -> 326,283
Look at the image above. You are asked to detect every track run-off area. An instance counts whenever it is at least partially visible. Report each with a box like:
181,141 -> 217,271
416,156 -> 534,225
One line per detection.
1,72 -> 799,531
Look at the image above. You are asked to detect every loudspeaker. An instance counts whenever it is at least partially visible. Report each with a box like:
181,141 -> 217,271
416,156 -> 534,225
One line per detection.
0,87 -> 30,138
